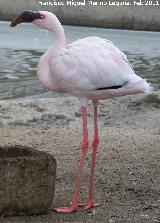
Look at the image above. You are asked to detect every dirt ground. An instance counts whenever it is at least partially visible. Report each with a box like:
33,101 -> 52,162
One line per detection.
0,92 -> 160,223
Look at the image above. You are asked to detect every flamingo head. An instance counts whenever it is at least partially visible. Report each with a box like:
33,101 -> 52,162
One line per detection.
10,10 -> 45,27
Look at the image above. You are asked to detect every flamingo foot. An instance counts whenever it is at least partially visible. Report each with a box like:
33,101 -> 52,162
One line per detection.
79,200 -> 102,210
53,205 -> 78,213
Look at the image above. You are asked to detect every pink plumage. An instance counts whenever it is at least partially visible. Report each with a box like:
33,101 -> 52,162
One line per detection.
11,10 -> 152,213
36,13 -> 151,107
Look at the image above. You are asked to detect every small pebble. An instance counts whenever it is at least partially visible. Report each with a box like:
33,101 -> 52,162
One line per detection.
75,112 -> 81,117
87,209 -> 96,216
141,214 -> 149,218
108,219 -> 115,223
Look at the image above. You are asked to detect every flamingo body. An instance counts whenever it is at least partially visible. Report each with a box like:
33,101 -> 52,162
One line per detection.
11,10 -> 152,213
38,35 -> 150,105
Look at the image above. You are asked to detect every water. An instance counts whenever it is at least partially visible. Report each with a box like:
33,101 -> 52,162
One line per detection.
0,21 -> 160,100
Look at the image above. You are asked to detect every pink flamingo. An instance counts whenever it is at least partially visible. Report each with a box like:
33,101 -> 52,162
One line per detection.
11,11 -> 152,213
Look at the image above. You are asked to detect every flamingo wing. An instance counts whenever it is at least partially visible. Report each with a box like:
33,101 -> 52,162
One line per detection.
49,37 -> 139,93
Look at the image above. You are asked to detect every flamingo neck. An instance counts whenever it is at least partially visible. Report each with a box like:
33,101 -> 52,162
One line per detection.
51,15 -> 66,47
33,11 -> 66,48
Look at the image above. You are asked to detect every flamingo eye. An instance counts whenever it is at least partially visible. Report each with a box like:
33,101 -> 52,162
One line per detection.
40,15 -> 45,19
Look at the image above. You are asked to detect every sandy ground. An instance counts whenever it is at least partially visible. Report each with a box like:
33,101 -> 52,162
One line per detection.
0,92 -> 160,223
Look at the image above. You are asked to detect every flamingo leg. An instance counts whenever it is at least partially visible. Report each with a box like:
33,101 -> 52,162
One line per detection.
80,104 -> 101,210
54,106 -> 88,213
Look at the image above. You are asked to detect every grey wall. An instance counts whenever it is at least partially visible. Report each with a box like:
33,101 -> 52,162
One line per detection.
0,0 -> 160,31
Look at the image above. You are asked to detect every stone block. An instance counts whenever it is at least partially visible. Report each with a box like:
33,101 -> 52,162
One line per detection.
0,145 -> 56,216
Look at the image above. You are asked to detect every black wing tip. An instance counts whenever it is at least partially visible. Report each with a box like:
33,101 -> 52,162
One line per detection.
95,82 -> 128,91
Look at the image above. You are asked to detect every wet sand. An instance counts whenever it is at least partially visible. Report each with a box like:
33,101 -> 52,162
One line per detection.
0,92 -> 160,223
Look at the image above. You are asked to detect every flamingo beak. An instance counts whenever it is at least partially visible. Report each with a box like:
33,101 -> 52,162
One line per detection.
10,10 -> 44,27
